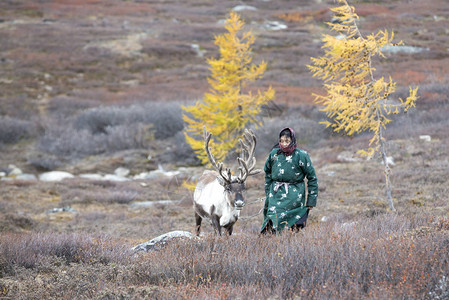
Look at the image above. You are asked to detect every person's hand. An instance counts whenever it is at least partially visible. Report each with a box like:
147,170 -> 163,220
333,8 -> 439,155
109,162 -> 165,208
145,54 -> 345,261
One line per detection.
307,206 -> 313,211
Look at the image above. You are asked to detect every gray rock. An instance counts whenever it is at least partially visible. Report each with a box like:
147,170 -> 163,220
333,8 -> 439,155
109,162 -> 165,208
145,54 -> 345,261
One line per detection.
419,135 -> 431,142
114,167 -> 130,177
47,206 -> 77,214
191,43 -> 206,57
337,151 -> 361,162
134,164 -> 180,180
15,174 -> 38,181
103,174 -> 130,181
79,173 -> 104,180
132,230 -> 194,252
39,171 -> 75,182
132,172 -> 150,180
264,21 -> 287,31
381,45 -> 428,54
232,5 -> 257,12
130,200 -> 181,209
8,164 -> 22,176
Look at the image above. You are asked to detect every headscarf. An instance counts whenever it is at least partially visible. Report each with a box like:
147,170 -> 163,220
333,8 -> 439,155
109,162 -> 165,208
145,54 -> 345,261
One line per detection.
278,127 -> 297,156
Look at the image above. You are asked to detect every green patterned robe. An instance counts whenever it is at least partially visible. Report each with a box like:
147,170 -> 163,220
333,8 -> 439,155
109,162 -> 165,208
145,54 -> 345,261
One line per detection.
261,147 -> 318,232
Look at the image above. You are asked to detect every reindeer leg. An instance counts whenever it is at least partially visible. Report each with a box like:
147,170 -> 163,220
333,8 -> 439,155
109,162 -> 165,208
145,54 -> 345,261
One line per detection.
208,205 -> 222,236
195,212 -> 202,236
224,224 -> 234,236
211,214 -> 222,236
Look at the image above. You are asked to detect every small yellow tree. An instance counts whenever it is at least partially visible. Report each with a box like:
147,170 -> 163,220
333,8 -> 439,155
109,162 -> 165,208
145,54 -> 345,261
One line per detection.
183,12 -> 274,164
308,0 -> 418,211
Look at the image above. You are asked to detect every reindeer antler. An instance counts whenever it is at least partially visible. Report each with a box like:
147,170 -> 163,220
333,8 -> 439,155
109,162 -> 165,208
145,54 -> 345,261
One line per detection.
203,126 -> 232,184
237,129 -> 261,183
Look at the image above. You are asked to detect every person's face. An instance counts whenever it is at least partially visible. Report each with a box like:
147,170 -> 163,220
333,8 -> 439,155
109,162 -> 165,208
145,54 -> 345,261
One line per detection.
280,135 -> 291,147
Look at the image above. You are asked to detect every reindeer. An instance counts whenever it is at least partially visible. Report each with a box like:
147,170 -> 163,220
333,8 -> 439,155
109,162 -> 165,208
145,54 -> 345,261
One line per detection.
193,127 -> 260,236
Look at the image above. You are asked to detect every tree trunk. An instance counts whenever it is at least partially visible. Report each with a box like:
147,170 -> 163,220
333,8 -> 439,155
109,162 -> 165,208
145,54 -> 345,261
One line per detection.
379,132 -> 395,211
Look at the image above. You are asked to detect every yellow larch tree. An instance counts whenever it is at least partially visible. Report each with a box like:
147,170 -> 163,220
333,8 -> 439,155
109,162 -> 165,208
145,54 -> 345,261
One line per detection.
308,0 -> 418,211
183,12 -> 274,164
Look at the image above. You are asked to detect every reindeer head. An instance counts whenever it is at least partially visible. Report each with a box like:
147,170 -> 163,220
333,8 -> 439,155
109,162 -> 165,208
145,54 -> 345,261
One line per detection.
203,127 -> 261,210
219,178 -> 246,210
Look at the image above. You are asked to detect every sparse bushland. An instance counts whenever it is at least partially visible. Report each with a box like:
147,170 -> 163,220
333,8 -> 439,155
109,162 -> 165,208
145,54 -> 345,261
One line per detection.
1,0 -> 449,299
1,99 -> 329,172
62,188 -> 139,205
0,116 -> 35,146
72,102 -> 183,139
34,100 -> 329,169
34,101 -> 186,163
0,232 -> 131,272
0,214 -> 448,299
56,176 -> 190,207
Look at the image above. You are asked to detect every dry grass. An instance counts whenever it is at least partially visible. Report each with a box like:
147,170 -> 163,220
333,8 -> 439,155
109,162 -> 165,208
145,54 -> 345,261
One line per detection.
1,131 -> 448,298
1,0 -> 449,298
1,214 -> 448,299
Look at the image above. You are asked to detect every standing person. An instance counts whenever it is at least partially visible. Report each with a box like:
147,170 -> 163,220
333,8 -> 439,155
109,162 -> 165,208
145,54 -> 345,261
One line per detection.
261,127 -> 318,234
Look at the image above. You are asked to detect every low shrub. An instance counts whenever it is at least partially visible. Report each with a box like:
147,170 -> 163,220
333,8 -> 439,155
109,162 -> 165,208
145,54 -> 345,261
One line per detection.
27,154 -> 65,171
127,213 -> 449,299
0,116 -> 35,145
158,131 -> 201,166
37,123 -> 109,158
61,187 -> 139,205
47,96 -> 100,118
37,101 -> 187,161
73,101 -> 184,139
0,233 -> 131,273
0,214 -> 448,299
0,214 -> 35,233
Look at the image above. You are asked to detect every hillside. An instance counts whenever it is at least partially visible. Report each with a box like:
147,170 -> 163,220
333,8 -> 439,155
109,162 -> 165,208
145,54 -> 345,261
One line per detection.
1,0 -> 449,298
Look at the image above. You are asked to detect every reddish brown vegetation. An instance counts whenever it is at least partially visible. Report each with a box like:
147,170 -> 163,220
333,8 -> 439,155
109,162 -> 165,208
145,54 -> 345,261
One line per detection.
1,0 -> 449,298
